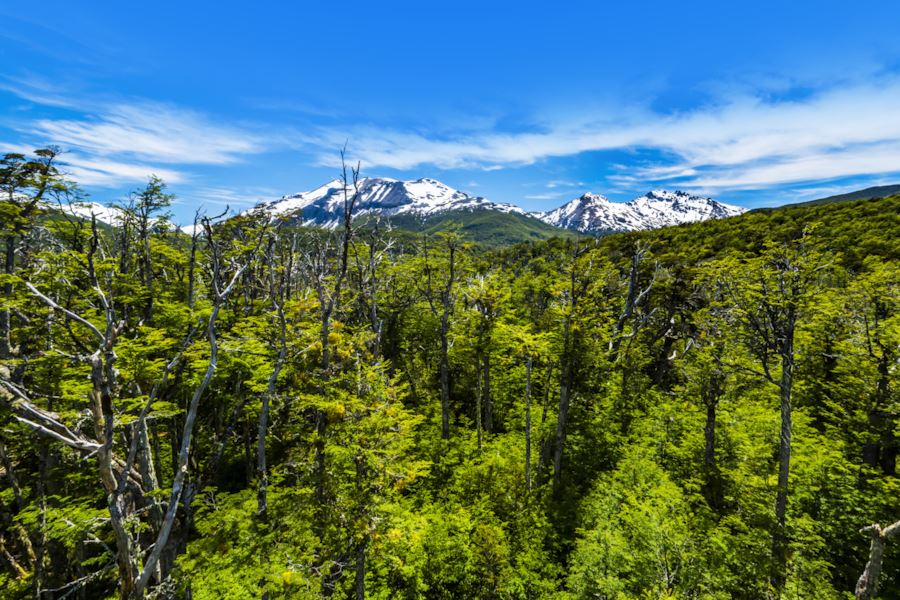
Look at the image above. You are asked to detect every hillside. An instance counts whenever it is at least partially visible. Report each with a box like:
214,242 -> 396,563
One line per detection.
379,208 -> 582,246
3,164 -> 900,599
791,184 -> 900,207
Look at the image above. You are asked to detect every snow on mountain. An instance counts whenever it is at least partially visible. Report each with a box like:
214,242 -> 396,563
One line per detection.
536,193 -> 646,233
49,201 -> 184,231
43,183 -> 745,238
628,190 -> 745,228
535,190 -> 745,234
47,201 -> 128,226
251,177 -> 525,227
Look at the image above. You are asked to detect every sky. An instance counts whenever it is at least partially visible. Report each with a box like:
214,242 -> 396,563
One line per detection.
3,1 -> 900,222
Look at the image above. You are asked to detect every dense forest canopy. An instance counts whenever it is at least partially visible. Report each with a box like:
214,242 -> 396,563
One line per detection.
1,148 -> 899,599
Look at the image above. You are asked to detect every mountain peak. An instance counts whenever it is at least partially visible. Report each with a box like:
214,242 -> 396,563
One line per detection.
250,177 -> 524,227
537,189 -> 744,234
247,178 -> 743,235
577,192 -> 610,203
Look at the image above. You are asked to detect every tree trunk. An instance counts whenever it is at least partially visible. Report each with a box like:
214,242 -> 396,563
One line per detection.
704,400 -> 717,470
258,238 -> 286,524
771,323 -> 794,592
552,380 -> 570,488
702,398 -> 723,511
483,353 -> 493,434
258,310 -> 285,521
856,520 -> 900,600
134,260 -> 244,597
552,319 -> 573,488
439,310 -> 451,439
438,242 -> 455,440
1,235 -> 14,359
525,357 -> 533,492
536,364 -> 553,485
476,369 -> 483,450
355,539 -> 367,600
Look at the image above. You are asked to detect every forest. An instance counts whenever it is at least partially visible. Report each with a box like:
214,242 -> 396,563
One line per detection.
1,147 -> 899,600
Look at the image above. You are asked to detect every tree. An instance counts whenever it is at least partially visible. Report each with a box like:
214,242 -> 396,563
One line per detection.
856,519 -> 900,600
0,148 -> 71,362
707,228 -> 833,591
418,231 -> 464,440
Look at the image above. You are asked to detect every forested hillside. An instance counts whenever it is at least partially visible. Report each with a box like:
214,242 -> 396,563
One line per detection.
2,149 -> 899,599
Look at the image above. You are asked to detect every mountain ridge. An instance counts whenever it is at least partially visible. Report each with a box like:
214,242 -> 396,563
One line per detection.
792,184 -> 900,207
533,189 -> 744,233
251,178 -> 745,236
252,177 -> 525,228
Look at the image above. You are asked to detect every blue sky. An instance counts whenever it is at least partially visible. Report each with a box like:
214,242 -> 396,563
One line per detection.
3,1 -> 900,222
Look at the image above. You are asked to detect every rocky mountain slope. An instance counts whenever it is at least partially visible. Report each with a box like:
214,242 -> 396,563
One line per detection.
535,190 -> 745,234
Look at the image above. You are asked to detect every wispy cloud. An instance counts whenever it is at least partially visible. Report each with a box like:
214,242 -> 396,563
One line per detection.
307,76 -> 900,191
3,81 -> 269,187
187,186 -> 280,209
61,156 -> 185,187
546,180 -> 585,189
0,75 -> 82,109
29,103 -> 263,164
525,192 -> 568,201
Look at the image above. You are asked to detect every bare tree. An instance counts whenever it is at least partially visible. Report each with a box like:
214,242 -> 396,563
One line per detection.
856,520 -> 900,600
134,215 -> 247,598
609,241 -> 658,358
419,233 -> 462,440
257,232 -> 288,522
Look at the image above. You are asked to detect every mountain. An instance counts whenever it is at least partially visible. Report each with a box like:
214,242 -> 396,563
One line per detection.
536,189 -> 745,234
39,200 -> 127,227
60,201 -> 127,225
61,179 -> 744,245
248,176 -> 572,246
383,209 -> 580,247
253,177 -> 525,227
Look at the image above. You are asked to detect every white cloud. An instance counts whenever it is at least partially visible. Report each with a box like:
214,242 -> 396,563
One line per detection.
186,186 -> 280,209
29,102 -> 263,165
525,192 -> 568,201
684,142 -> 900,190
546,180 -> 585,189
60,156 -> 185,187
308,76 -> 900,190
0,75 -> 80,109
5,84 -> 269,188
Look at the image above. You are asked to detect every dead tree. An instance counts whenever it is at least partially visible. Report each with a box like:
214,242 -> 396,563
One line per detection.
10,215 -> 192,598
351,215 -> 394,358
257,232 -> 287,522
418,233 -> 461,440
609,241 -> 658,359
20,218 -> 145,598
856,520 -> 900,600
133,215 -> 247,598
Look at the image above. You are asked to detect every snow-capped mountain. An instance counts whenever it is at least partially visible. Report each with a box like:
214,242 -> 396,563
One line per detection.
535,190 -> 745,234
45,200 -> 128,226
50,180 -> 745,238
251,177 -> 525,227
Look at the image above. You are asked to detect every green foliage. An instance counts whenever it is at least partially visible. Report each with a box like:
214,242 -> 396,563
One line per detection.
2,174 -> 900,599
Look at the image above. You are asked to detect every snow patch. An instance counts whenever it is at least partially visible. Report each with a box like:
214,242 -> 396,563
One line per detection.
535,190 -> 745,233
